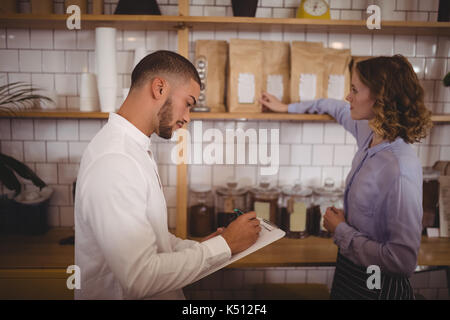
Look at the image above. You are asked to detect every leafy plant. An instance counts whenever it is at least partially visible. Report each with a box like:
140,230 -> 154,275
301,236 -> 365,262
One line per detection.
0,82 -> 51,195
0,153 -> 47,196
444,72 -> 450,87
0,82 -> 53,115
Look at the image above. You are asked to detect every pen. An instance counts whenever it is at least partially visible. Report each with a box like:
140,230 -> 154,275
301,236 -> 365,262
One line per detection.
234,208 -> 271,231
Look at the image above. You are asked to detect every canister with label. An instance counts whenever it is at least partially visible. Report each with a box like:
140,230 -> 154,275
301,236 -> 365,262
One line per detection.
280,182 -> 313,238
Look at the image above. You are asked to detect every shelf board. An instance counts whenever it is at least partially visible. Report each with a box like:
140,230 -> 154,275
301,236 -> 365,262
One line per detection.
184,16 -> 450,36
184,236 -> 450,268
1,109 -> 450,123
0,13 -> 186,30
0,14 -> 449,35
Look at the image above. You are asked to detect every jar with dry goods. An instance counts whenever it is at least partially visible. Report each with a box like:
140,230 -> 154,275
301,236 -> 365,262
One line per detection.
422,167 -> 440,234
215,181 -> 248,228
280,181 -> 313,238
249,181 -> 280,225
188,185 -> 214,237
312,178 -> 344,238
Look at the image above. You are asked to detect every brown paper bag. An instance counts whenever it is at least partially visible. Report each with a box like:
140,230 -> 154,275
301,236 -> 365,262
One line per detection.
195,40 -> 228,113
323,48 -> 351,101
92,0 -> 104,14
290,41 -> 325,102
262,40 -> 290,104
31,0 -> 53,14
0,0 -> 17,13
228,39 -> 263,113
65,0 -> 88,13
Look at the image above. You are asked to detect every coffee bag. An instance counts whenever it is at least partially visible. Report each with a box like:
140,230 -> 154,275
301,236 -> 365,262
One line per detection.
323,48 -> 351,100
195,40 -> 228,113
228,39 -> 263,113
262,40 -> 290,104
290,41 -> 325,102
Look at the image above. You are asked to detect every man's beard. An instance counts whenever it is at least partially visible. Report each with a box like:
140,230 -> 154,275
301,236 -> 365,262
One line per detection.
157,96 -> 174,139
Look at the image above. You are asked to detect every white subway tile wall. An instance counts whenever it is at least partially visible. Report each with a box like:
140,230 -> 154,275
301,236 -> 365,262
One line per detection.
1,0 -> 448,299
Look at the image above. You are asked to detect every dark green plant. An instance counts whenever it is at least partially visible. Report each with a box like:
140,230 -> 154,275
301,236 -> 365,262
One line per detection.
0,153 -> 47,196
0,82 -> 51,195
444,72 -> 450,87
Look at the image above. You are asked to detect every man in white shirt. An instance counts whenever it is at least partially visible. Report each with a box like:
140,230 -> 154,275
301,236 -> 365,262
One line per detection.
74,51 -> 261,300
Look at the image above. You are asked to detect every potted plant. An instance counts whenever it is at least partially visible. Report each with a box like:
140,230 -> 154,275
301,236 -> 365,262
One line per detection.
0,82 -> 54,235
443,72 -> 450,87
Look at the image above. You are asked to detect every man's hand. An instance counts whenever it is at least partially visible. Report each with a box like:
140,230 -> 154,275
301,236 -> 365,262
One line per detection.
221,211 -> 261,254
323,207 -> 345,233
201,228 -> 224,242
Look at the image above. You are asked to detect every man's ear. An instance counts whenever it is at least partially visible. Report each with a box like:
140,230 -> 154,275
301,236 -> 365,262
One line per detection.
150,77 -> 166,100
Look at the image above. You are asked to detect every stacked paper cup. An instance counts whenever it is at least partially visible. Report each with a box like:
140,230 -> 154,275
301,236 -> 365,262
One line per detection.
95,27 -> 117,112
80,73 -> 99,112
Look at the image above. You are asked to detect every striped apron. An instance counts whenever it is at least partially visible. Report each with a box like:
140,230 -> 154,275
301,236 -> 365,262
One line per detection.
330,252 -> 415,300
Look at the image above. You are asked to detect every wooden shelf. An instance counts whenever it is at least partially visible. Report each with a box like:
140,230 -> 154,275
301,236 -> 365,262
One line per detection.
226,235 -> 450,268
0,228 -> 74,269
0,13 -> 186,30
1,109 -> 450,123
0,14 -> 449,35
1,228 -> 449,269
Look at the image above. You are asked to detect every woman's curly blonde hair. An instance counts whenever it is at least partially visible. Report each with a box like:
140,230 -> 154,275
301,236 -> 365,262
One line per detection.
351,55 -> 433,144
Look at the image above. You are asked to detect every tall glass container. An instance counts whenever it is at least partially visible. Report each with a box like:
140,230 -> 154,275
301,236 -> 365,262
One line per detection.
188,185 -> 214,237
280,182 -> 313,238
312,178 -> 344,238
215,181 -> 248,228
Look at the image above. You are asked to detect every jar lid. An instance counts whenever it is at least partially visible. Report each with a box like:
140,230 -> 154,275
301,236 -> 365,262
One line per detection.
282,180 -> 312,197
250,180 -> 280,199
215,180 -> 247,196
190,184 -> 212,193
313,178 -> 343,197
423,167 -> 440,181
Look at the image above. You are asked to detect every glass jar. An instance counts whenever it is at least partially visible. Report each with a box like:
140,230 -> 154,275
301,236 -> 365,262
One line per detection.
312,178 -> 344,238
215,181 -> 248,228
188,185 -> 214,237
249,180 -> 280,225
280,181 -> 313,238
422,167 -> 440,234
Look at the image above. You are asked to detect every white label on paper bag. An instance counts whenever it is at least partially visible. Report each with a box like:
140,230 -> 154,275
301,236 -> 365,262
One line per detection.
238,73 -> 255,104
267,75 -> 284,101
299,73 -> 317,100
320,205 -> 327,231
328,74 -> 345,100
290,202 -> 307,232
254,201 -> 270,221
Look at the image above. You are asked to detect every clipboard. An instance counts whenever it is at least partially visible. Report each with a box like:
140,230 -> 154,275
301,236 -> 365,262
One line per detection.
194,218 -> 286,282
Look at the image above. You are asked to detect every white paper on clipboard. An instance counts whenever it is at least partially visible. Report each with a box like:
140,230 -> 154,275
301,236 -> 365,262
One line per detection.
193,218 -> 286,283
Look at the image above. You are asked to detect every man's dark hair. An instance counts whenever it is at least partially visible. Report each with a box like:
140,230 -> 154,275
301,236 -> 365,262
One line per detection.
130,50 -> 201,90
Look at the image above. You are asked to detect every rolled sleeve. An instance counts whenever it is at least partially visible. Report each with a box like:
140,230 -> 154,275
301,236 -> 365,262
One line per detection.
333,222 -> 357,250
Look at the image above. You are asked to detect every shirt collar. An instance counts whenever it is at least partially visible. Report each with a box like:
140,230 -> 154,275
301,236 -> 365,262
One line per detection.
108,113 -> 152,151
365,132 -> 402,157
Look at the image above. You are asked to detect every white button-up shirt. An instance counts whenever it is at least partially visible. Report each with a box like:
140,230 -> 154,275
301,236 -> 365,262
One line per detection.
74,113 -> 231,300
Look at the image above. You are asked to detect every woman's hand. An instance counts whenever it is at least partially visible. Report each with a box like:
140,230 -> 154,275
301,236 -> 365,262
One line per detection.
259,92 -> 288,113
323,207 -> 345,233
201,227 -> 225,242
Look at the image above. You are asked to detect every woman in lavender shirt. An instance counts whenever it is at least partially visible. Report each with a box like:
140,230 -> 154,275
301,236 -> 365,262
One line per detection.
260,55 -> 433,300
